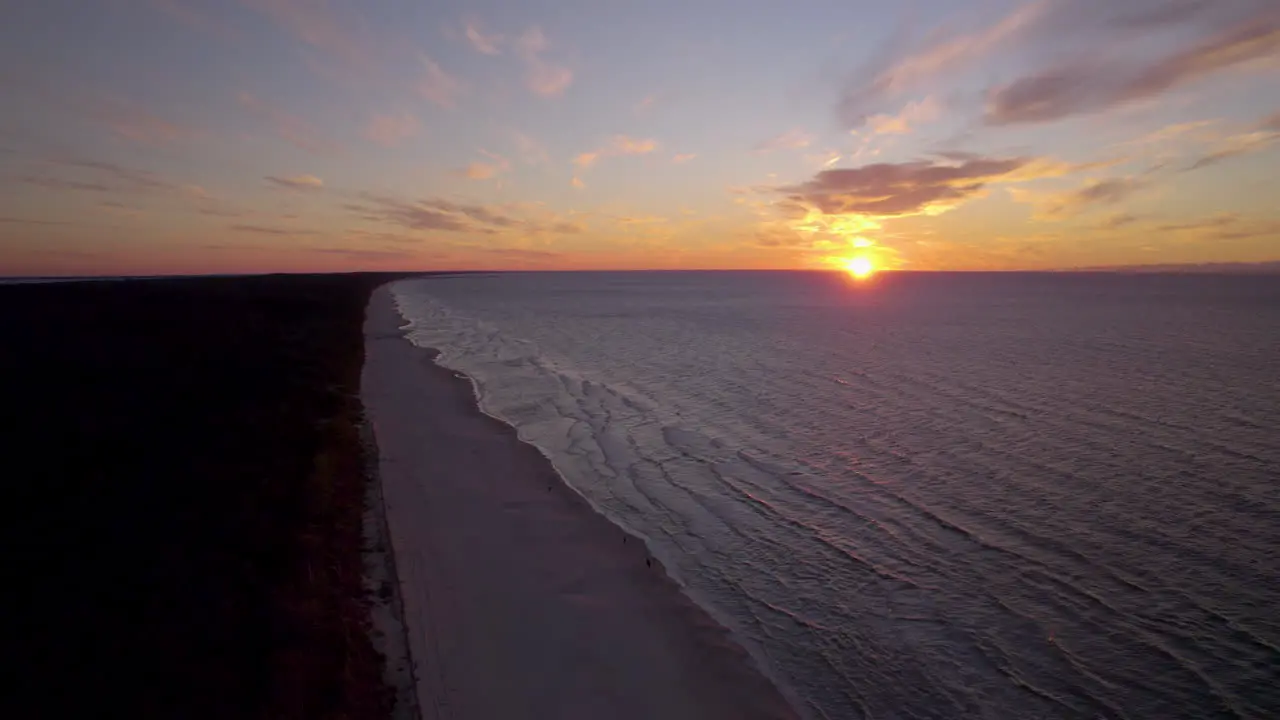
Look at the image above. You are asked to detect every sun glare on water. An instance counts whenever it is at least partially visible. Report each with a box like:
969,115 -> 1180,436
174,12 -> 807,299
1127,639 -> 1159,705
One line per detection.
844,256 -> 877,280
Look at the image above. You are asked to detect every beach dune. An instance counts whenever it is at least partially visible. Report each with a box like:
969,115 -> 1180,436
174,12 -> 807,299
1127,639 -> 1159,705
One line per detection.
362,284 -> 798,720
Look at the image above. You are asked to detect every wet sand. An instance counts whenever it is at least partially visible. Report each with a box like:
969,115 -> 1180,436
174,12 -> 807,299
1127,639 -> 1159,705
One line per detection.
362,284 -> 798,720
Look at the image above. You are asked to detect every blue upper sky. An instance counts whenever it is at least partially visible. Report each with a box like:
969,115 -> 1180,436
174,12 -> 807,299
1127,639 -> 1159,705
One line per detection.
2,0 -> 1277,274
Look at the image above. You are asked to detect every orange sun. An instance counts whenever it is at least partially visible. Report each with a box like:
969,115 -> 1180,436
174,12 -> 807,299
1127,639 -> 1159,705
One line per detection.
844,256 -> 876,280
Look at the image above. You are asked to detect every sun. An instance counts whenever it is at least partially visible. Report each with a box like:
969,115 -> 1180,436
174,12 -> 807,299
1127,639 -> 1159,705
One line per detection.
844,256 -> 876,280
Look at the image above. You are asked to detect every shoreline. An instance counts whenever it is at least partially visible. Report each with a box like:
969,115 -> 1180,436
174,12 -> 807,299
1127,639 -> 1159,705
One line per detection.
363,283 -> 799,719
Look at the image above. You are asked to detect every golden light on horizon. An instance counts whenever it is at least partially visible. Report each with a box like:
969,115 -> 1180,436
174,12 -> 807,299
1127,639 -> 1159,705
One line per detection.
843,256 -> 876,280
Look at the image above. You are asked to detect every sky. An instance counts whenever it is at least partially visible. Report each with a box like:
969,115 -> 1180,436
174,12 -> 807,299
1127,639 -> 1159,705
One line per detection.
1,0 -> 1278,275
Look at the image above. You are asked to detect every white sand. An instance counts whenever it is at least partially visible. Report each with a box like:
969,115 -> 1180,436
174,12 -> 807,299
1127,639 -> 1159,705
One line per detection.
362,285 -> 798,720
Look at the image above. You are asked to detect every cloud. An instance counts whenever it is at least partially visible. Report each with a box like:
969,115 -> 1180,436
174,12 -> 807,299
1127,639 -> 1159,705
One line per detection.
611,135 -> 657,154
512,131 -> 549,164
754,128 -> 813,153
458,150 -> 511,180
240,0 -> 371,73
148,0 -> 235,40
863,96 -> 942,135
352,193 -> 583,237
230,224 -> 318,236
1157,213 -> 1239,232
308,247 -> 416,260
20,159 -> 184,197
1101,212 -> 1140,229
21,177 -> 113,192
0,216 -> 70,225
418,55 -> 462,107
673,153 -> 697,163
838,1 -> 1279,129
237,92 -> 340,154
571,176 -> 585,189
464,19 -> 503,55
265,174 -> 324,190
572,135 -> 658,171
838,1 -> 1047,127
776,155 -> 1036,218
365,113 -> 419,147
88,95 -> 200,144
1011,172 -> 1153,220
1184,116 -> 1280,170
462,163 -> 498,179
475,247 -> 564,262
515,26 -> 573,97
985,10 -> 1280,125
98,201 -> 144,218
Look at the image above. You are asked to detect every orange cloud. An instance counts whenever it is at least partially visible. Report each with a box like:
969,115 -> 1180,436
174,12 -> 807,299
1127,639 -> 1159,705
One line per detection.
237,92 -> 340,154
864,96 -> 942,136
611,135 -> 657,154
1013,176 -> 1148,220
365,113 -> 420,147
515,26 -> 573,97
572,136 -> 659,171
459,150 -> 511,180
1184,116 -> 1280,170
462,163 -> 498,179
672,153 -> 697,163
418,55 -> 462,107
571,176 -> 585,189
241,0 -> 371,73
754,128 -> 813,153
464,19 -> 503,55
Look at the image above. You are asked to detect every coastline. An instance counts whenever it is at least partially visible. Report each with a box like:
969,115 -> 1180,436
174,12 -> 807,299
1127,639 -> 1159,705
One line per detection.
362,283 -> 799,719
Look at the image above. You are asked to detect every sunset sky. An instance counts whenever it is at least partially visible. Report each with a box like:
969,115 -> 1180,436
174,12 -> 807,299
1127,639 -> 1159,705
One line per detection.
2,0 -> 1277,275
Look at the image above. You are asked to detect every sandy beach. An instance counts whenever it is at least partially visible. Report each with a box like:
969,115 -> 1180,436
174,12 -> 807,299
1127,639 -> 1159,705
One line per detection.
362,283 -> 798,720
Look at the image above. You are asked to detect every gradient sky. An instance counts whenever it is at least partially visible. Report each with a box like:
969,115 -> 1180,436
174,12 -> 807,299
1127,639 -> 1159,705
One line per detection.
1,0 -> 1278,275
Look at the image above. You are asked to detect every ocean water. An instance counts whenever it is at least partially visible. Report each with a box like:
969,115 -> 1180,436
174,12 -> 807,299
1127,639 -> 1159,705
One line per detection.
391,271 -> 1280,720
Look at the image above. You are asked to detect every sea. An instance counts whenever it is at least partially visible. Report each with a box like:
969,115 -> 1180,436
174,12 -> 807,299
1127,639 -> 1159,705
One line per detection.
391,271 -> 1280,720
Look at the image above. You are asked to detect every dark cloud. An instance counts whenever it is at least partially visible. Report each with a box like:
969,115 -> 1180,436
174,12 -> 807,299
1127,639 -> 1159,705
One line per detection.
1102,213 -> 1140,229
778,156 -> 1030,217
264,174 -> 324,190
355,192 -> 583,236
229,224 -> 317,236
1157,214 -> 1239,232
1183,113 -> 1280,170
0,216 -> 70,225
1031,176 -> 1147,219
475,247 -> 562,261
21,177 -> 112,192
308,248 -> 416,260
40,159 -> 178,193
837,0 -> 1277,129
986,11 -> 1279,125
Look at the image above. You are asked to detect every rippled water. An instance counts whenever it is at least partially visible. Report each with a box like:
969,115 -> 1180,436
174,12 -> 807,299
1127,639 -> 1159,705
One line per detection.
391,271 -> 1280,720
